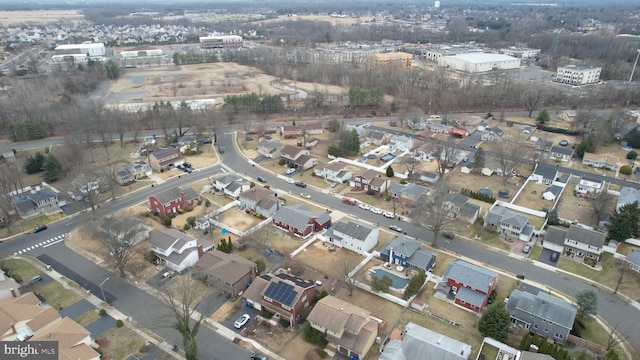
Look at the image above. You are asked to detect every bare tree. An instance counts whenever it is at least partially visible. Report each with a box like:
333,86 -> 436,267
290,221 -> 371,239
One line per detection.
520,88 -> 549,117
401,156 -> 420,180
434,137 -> 460,176
412,179 -> 455,247
605,323 -> 628,352
160,276 -> 205,360
243,225 -> 274,250
71,171 -> 106,212
586,191 -> 614,223
340,259 -> 357,296
390,196 -> 402,217
495,135 -> 525,185
0,161 -> 24,233
89,212 -> 145,278
612,258 -> 631,295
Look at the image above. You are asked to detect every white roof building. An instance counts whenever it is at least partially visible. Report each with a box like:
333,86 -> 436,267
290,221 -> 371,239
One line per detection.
438,52 -> 520,73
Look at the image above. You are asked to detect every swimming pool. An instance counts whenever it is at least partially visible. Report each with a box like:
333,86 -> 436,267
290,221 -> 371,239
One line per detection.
379,153 -> 396,162
371,269 -> 409,289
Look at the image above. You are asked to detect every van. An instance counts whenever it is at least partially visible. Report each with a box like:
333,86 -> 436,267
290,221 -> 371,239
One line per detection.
257,176 -> 266,183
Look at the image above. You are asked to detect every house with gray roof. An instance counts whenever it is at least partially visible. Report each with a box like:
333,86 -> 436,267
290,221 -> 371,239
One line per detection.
624,250 -> 640,273
379,235 -> 436,272
483,205 -> 533,241
542,226 -> 567,254
325,220 -> 378,255
407,117 -> 429,131
256,140 -> 283,158
215,174 -> 250,198
550,146 -> 574,162
430,123 -> 452,134
11,187 -> 61,219
575,176 -> 604,196
148,229 -> 214,272
272,204 -> 331,239
530,164 -> 558,185
345,124 -> 367,138
542,186 -> 562,201
366,130 -> 387,145
389,135 -> 414,152
438,260 -> 498,313
380,322 -> 472,360
564,225 -> 606,261
239,187 -> 282,218
444,193 -> 481,224
481,127 -> 504,142
506,289 -> 577,344
388,183 -> 430,203
616,186 -> 640,212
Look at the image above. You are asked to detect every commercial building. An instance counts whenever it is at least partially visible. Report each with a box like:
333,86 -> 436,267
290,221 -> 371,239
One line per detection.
555,65 -> 601,85
370,52 -> 412,68
499,47 -> 541,58
438,53 -> 521,73
120,49 -> 163,60
52,43 -> 105,63
199,35 -> 243,49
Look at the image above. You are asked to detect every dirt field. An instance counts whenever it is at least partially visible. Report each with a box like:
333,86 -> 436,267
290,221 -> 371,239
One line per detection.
0,10 -> 84,25
254,14 -> 375,26
216,208 -> 264,232
556,192 -> 599,227
513,182 -> 552,209
446,169 -> 525,203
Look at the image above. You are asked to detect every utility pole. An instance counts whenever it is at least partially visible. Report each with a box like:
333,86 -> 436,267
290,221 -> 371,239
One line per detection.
629,49 -> 640,83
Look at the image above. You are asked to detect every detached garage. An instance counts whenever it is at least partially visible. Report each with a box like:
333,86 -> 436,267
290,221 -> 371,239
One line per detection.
543,226 -> 567,253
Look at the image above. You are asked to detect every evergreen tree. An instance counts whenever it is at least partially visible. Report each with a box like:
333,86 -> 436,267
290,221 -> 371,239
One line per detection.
24,152 -> 45,174
472,148 -> 485,172
386,165 -> 395,177
536,109 -> 550,125
608,202 -> 640,241
478,302 -> 511,342
42,154 -> 63,182
546,208 -> 560,225
575,289 -> 598,323
404,271 -> 426,299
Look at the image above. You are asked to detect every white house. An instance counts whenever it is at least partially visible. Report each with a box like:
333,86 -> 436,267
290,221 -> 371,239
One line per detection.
148,229 -> 215,272
481,127 -> 504,142
530,164 -> 558,185
215,174 -> 250,198
325,220 -> 379,255
388,135 -> 414,152
313,162 -> 352,183
542,186 -> 562,201
574,176 -> 604,196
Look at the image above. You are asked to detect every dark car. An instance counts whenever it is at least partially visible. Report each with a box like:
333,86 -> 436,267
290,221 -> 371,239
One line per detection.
442,231 -> 455,239
550,252 -> 559,262
183,162 -> 191,168
294,181 -> 307,188
33,225 -> 47,233
257,176 -> 266,183
251,353 -> 268,360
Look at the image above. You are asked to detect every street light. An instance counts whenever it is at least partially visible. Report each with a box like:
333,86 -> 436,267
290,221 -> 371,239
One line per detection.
99,277 -> 110,304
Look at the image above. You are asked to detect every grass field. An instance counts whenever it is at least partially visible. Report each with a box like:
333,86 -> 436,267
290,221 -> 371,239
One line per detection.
0,10 -> 84,25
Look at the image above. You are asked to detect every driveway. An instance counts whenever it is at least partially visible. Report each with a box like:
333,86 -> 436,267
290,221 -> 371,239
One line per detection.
253,155 -> 269,164
60,299 -> 94,318
460,131 -> 483,148
196,289 -> 229,318
85,315 -> 116,338
538,248 -> 559,267
226,305 -> 261,334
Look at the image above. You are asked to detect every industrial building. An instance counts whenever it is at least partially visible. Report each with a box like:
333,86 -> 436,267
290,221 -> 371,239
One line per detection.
120,49 -> 163,60
51,43 -> 106,63
499,46 -> 541,59
199,35 -> 243,49
437,52 -> 521,73
554,65 -> 601,85
422,44 -> 484,62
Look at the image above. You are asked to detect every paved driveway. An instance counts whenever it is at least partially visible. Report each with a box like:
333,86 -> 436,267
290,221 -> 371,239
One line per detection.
86,315 -> 116,338
538,248 -> 559,267
60,299 -> 94,318
226,305 -> 261,334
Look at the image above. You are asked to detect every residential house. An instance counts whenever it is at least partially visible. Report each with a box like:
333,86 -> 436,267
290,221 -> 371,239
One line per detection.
564,225 -> 606,261
281,125 -> 298,139
616,186 -> 640,212
380,322 -> 472,360
0,270 -> 20,300
481,127 -> 504,142
407,117 -> 428,131
430,123 -> 452,134
243,268 -> 316,326
483,205 -> 534,241
306,295 -> 379,359
454,115 -> 483,127
438,260 -> 498,313
314,162 -> 352,183
624,250 -> 640,272
298,122 -> 324,135
215,174 -> 250,198
559,110 -> 576,122
294,154 -> 319,170
450,128 -> 468,138
176,134 -> 198,153
256,140 -> 283,158
148,186 -> 200,217
530,164 -> 558,185
239,187 -> 282,218
367,130 -> 387,145
379,235 -> 437,272
389,135 -> 414,152
416,142 -> 437,161
444,193 -> 481,224
506,289 -> 577,344
305,137 -> 319,148
149,147 -> 184,172
542,186 -> 562,201
0,292 -> 100,360
550,146 -> 574,162
536,139 -> 554,152
346,124 -> 367,138
582,152 -> 620,170
194,217 -> 210,230
272,204 -> 332,238
419,171 -> 440,183
12,188 -> 61,219
325,220 -> 379,254
388,183 -> 430,203
350,169 -> 388,193
574,176 -> 604,196
115,169 -> 135,186
280,145 -> 310,164
194,250 -> 256,296
124,162 -> 152,180
542,226 -> 567,254
148,228 -> 214,272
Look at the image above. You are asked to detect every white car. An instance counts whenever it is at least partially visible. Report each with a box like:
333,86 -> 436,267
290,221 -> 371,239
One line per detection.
300,192 -> 311,199
358,203 -> 371,211
286,168 -> 296,175
370,208 -> 383,215
286,178 -> 295,184
383,211 -> 395,218
234,314 -> 250,329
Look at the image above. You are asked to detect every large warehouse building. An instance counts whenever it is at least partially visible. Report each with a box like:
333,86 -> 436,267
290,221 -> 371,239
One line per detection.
199,35 -> 243,49
438,52 -> 521,73
554,65 -> 601,86
51,43 -> 106,63
120,49 -> 163,60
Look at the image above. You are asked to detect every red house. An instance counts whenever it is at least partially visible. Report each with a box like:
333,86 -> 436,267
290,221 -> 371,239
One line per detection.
438,260 -> 497,313
149,186 -> 200,217
242,268 -> 317,326
271,204 -> 331,238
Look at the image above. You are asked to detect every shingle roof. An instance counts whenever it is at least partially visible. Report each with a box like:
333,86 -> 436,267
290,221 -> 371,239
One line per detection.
368,130 -> 386,140
381,236 -> 421,257
379,322 -> 471,360
544,186 -> 562,196
456,286 -> 487,308
196,250 -> 255,285
406,249 -> 435,270
151,187 -> 199,204
551,146 -> 574,156
239,187 -> 276,202
152,147 -> 178,159
356,169 -> 379,180
506,289 -> 577,329
625,250 -> 640,267
533,164 -> 558,180
443,260 -> 497,293
500,210 -> 528,228
329,220 -> 375,242
148,228 -> 195,252
280,145 -> 305,158
544,226 -> 568,245
444,193 -> 468,208
272,204 -> 330,231
460,202 -> 480,219
617,187 -> 640,211
566,225 -> 606,248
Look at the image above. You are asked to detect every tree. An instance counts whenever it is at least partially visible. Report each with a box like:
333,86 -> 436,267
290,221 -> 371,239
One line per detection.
478,302 -> 511,342
625,127 -> 640,149
340,259 -> 357,296
401,156 -> 419,180
328,145 -> 343,157
620,165 -> 633,175
586,192 -> 614,223
471,148 -> 485,172
495,135 -> 524,185
24,152 -> 45,174
575,289 -> 598,324
160,276 -> 205,360
386,165 -> 395,177
89,212 -> 145,278
404,271 -> 426,299
546,207 -> 560,225
255,258 -> 266,274
42,153 -> 64,182
612,258 -> 630,295
536,109 -> 550,125
0,161 -> 24,234
243,225 -> 274,250
434,138 -> 460,176
521,88 -> 548,117
627,150 -> 638,160
371,274 -> 392,293
413,179 -> 455,247
71,172 -> 106,213
608,202 -> 640,241
103,60 -> 120,80
326,119 -> 341,132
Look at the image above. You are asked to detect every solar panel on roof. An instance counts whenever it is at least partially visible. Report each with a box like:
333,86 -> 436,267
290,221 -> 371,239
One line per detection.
264,281 -> 298,306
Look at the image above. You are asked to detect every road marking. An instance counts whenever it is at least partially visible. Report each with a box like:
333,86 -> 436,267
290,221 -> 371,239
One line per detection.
42,239 -> 64,248
13,234 -> 67,256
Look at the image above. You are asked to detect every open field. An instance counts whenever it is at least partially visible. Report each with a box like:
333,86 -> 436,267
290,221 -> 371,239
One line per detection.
513,181 -> 552,209
254,14 -> 375,26
556,191 -> 598,227
0,10 -> 84,25
446,169 -> 525,203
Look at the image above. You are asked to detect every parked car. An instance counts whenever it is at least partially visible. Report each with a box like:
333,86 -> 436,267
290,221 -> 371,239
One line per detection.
389,224 -> 403,232
201,137 -> 212,144
286,178 -> 295,184
183,162 -> 191,168
234,314 -> 251,329
442,231 -> 455,239
218,146 -> 225,154
300,192 -> 311,199
370,208 -> 383,215
251,353 -> 268,360
523,245 -> 531,254
257,176 -> 266,183
358,203 -> 371,211
342,197 -> 357,205
383,211 -> 395,218
33,225 -> 47,233
294,181 -> 307,188
286,168 -> 296,175
550,252 -> 559,262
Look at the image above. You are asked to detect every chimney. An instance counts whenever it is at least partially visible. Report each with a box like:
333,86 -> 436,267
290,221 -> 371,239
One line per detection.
10,323 -> 16,334
10,288 -> 18,297
197,244 -> 204,258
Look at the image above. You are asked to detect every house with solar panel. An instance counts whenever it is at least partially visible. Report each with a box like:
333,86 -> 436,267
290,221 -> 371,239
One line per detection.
379,236 -> 436,272
437,260 -> 498,313
242,268 -> 316,326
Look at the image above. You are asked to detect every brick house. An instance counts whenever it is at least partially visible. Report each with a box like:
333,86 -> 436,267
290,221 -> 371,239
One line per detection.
195,250 -> 257,296
281,125 -> 298,139
243,268 -> 316,326
272,204 -> 331,238
149,147 -> 184,172
148,187 -> 200,217
438,260 -> 498,313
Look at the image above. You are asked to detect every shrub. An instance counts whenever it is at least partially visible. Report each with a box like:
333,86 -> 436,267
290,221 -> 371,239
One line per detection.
205,199 -> 211,207
620,165 -> 633,175
116,319 -> 124,328
144,251 -> 158,264
399,179 -> 408,184
99,308 -> 107,316
186,216 -> 197,226
162,217 -> 172,227
315,349 -> 328,358
183,223 -> 190,230
278,158 -> 286,166
261,311 -> 273,318
177,208 -> 185,214
367,189 -> 375,195
185,205 -> 194,212
302,321 -> 327,345
316,290 -> 328,301
627,150 -> 638,160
